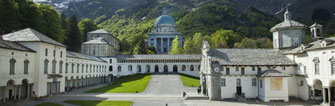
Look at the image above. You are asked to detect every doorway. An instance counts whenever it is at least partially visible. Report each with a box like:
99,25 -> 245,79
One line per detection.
155,65 -> 159,73
173,65 -> 178,73
236,87 -> 242,95
164,65 -> 168,73
8,89 -> 13,100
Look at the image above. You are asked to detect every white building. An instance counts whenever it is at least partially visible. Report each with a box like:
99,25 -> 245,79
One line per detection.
0,28 -> 109,102
200,8 -> 335,105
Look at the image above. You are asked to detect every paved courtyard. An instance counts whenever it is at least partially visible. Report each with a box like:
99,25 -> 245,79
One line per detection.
11,74 -> 318,106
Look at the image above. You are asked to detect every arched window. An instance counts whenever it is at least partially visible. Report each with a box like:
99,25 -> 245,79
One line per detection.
86,64 -> 88,73
128,65 -> 132,71
59,60 -> 63,73
44,59 -> 49,74
82,64 -> 84,73
71,63 -> 74,73
182,65 -> 186,71
77,64 -> 80,73
24,59 -> 29,74
137,65 -> 141,73
146,65 -> 150,73
190,65 -> 194,71
118,66 -> 121,72
109,66 -> 113,72
52,60 -> 57,74
198,65 -> 200,71
65,63 -> 69,73
9,58 -> 16,75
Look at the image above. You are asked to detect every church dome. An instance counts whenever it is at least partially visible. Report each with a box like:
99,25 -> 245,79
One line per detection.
154,15 -> 176,25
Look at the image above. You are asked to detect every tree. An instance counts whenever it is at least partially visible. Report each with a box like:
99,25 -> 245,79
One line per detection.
66,15 -> 82,52
38,4 -> 65,43
132,39 -> 147,54
255,38 -> 272,48
234,38 -> 257,48
0,0 -> 21,34
169,36 -> 183,54
61,12 -> 69,41
78,18 -> 98,42
183,37 -> 194,54
192,32 -> 204,54
210,30 -> 240,48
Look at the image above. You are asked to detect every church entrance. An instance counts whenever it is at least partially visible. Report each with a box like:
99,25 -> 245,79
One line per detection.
173,65 -> 178,73
155,65 -> 159,73
164,65 -> 168,73
330,81 -> 335,105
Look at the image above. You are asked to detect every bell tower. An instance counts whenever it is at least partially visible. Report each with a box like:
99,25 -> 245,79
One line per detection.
310,23 -> 323,41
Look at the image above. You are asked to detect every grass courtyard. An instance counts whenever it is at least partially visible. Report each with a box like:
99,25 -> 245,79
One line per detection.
179,74 -> 200,87
35,102 -> 63,106
64,100 -> 133,106
86,74 -> 152,93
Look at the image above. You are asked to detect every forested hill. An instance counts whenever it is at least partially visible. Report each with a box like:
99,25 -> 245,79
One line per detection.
62,0 -> 335,54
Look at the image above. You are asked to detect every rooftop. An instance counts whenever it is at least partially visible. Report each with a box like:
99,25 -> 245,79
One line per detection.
116,54 -> 201,60
209,48 -> 296,66
88,29 -> 109,34
270,20 -> 306,32
284,37 -> 335,54
258,69 -> 290,77
0,37 -> 35,52
1,28 -> 66,47
83,37 -> 107,44
154,15 -> 176,25
66,51 -> 106,62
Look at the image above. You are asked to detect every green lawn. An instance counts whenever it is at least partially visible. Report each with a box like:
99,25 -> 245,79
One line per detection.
86,74 -> 152,93
35,102 -> 63,106
64,100 -> 132,106
179,74 -> 200,87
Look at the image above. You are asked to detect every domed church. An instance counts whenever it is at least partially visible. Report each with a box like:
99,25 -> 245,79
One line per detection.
147,8 -> 183,54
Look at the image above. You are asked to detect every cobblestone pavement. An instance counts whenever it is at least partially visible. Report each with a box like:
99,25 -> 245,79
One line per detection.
10,74 -> 318,106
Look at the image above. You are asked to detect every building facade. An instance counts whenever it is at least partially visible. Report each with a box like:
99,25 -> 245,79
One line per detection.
82,29 -> 120,56
0,28 -> 109,102
200,8 -> 335,105
147,9 -> 183,54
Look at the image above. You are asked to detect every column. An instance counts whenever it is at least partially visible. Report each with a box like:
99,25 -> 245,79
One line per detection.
328,87 -> 331,105
27,84 -> 30,98
160,38 -> 163,53
323,87 -> 327,103
18,85 -> 21,99
312,86 -> 315,100
2,87 -> 5,102
13,86 -> 16,100
167,38 -> 170,52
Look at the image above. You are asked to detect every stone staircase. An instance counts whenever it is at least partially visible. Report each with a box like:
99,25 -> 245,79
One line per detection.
184,94 -> 209,100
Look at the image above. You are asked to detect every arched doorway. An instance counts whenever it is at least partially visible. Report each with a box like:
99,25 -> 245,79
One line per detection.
6,80 -> 15,100
313,79 -> 323,102
173,65 -> 178,73
146,65 -> 150,73
164,65 -> 168,73
21,79 -> 29,99
137,65 -> 141,73
155,65 -> 159,73
330,81 -> 335,104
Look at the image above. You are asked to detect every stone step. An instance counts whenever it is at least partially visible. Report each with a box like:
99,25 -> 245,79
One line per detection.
184,95 -> 209,100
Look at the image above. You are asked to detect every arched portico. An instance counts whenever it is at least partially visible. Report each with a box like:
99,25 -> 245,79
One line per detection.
6,80 -> 15,101
173,65 -> 178,73
164,65 -> 168,73
312,79 -> 323,102
20,79 -> 30,99
329,81 -> 335,104
155,65 -> 159,73
146,65 -> 150,73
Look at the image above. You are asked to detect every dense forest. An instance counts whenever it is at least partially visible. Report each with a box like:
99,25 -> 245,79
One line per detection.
1,0 -> 335,54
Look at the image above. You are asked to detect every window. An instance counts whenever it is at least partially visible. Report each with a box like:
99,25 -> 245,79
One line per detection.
24,60 -> 29,74
332,63 -> 335,75
53,50 -> 56,57
313,57 -> 320,75
300,80 -> 304,86
260,79 -> 263,88
9,58 -> 16,75
59,61 -> 63,73
45,48 -> 48,56
190,65 -> 194,71
236,78 -> 241,87
109,66 -> 113,71
110,59 -> 112,63
315,63 -> 320,75
252,78 -> 256,86
118,66 -> 121,72
221,78 -> 226,87
77,64 -> 80,73
82,64 -> 84,73
128,65 -> 132,71
235,66 -> 239,71
90,65 -> 92,73
252,66 -> 255,71
52,60 -> 56,74
60,51 -> 63,58
226,67 -> 230,75
71,63 -> 74,73
86,65 -> 88,73
257,67 -> 262,75
65,63 -> 69,73
241,67 -> 245,75
44,59 -> 49,74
